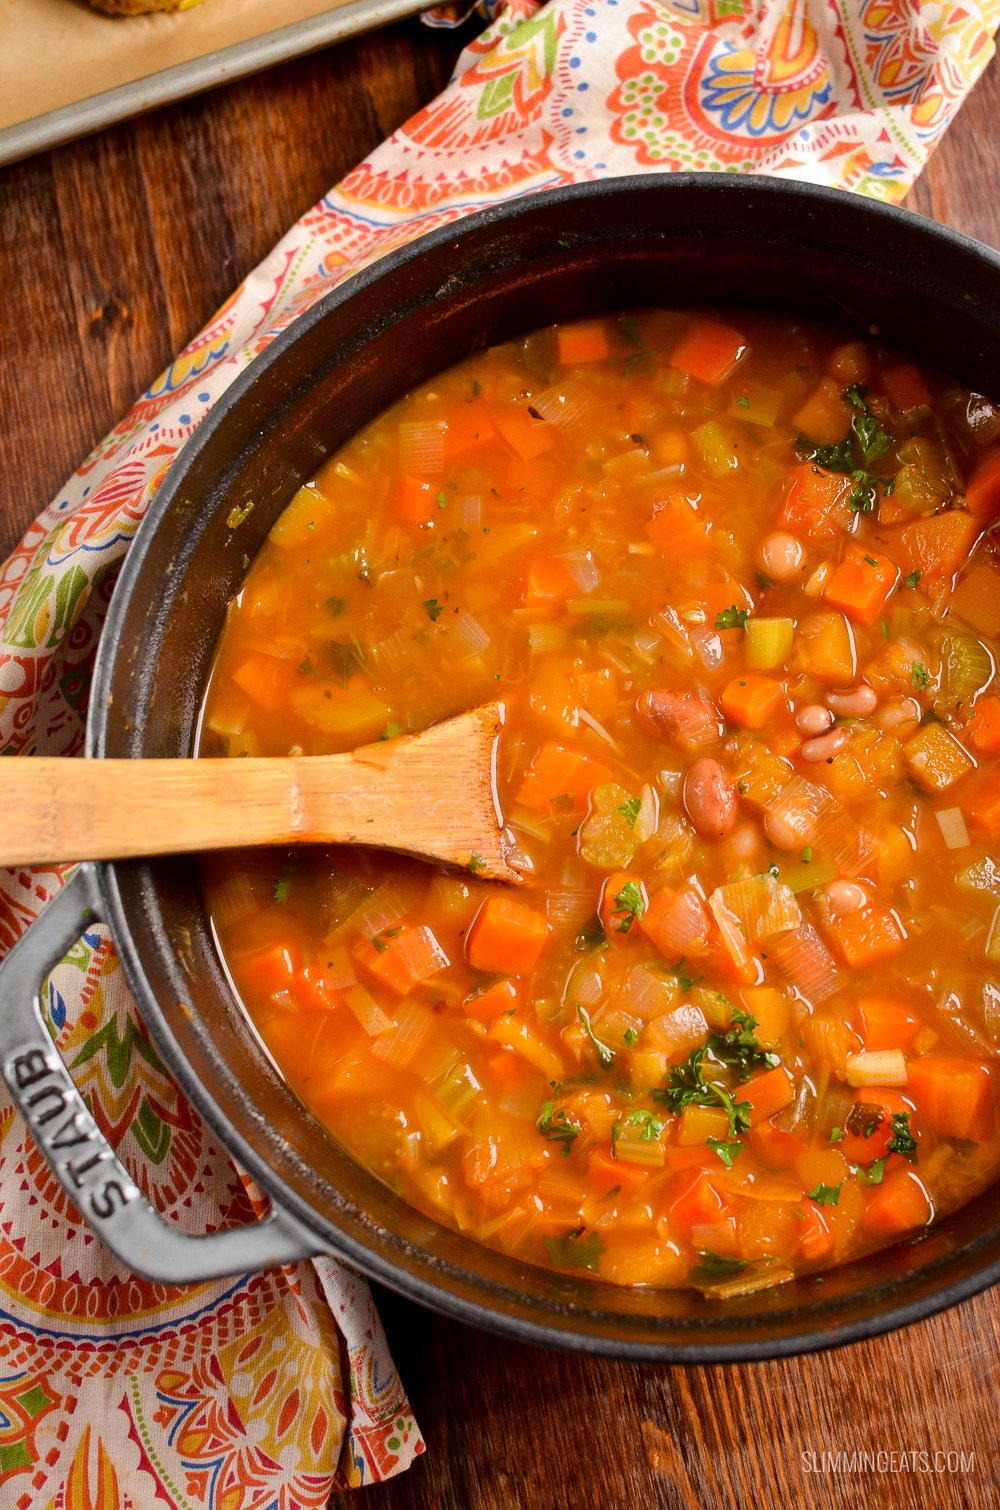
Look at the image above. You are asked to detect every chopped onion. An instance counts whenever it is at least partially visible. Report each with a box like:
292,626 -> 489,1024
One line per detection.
804,561 -> 832,597
453,610 -> 491,656
650,606 -> 695,664
635,783 -> 659,843
709,875 -> 801,948
690,626 -> 724,670
935,806 -> 970,850
560,549 -> 602,595
576,706 -> 624,753
631,628 -> 662,663
845,1049 -> 908,1087
457,493 -> 482,527
527,622 -> 568,655
772,924 -> 842,1005
398,420 -> 446,476
546,889 -> 595,928
530,378 -> 600,434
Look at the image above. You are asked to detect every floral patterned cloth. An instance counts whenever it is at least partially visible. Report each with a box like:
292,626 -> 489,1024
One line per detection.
0,2 -> 996,1505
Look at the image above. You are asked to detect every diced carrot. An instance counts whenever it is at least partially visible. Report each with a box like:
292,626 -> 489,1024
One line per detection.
443,404 -> 494,459
466,896 -> 551,976
702,937 -> 760,987
462,978 -> 519,1025
644,495 -> 710,557
516,742 -> 613,814
891,510 -> 980,584
801,1013 -> 860,1074
587,1148 -> 648,1194
798,1203 -> 835,1264
881,363 -> 932,413
484,1048 -> 523,1092
864,1171 -> 932,1237
965,445 -> 1000,522
667,1169 -> 728,1234
600,871 -> 646,942
965,774 -> 1000,842
828,906 -> 906,970
556,319 -> 614,365
640,885 -> 710,962
353,923 -> 449,997
241,941 -> 297,997
494,406 -> 554,462
951,564 -> 1000,640
839,1088 -> 912,1165
793,377 -> 852,447
720,674 -> 784,729
661,1145 -> 715,1177
906,1056 -> 996,1141
823,543 -> 898,625
853,995 -> 922,1053
743,1066 -> 795,1125
903,724 -> 974,794
521,554 -> 576,609
668,319 -> 746,388
231,651 -> 294,714
393,475 -> 439,525
779,464 -> 854,539
747,1121 -> 811,1170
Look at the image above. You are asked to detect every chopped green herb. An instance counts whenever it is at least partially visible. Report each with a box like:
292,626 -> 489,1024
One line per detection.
756,571 -> 772,590
623,1027 -> 638,1048
706,1007 -> 780,1082
613,1108 -> 666,1151
576,1003 -> 616,1069
327,595 -> 348,616
468,852 -> 487,874
653,1047 -> 752,1138
801,846 -> 813,864
326,639 -> 365,688
611,880 -> 645,935
880,618 -> 890,641
905,570 -> 921,589
575,915 -> 606,952
423,598 -> 444,622
471,379 -> 481,397
537,1099 -> 580,1154
707,1137 -> 743,1167
912,661 -> 930,691
273,875 -> 290,904
887,1111 -> 918,1163
863,555 -> 878,568
379,722 -> 404,742
543,1229 -> 605,1272
436,490 -> 448,509
808,1181 -> 843,1207
617,796 -> 641,828
691,1251 -> 748,1281
714,604 -> 749,630
796,384 -> 893,515
860,1157 -> 887,1186
829,1126 -> 845,1144
736,395 -> 750,408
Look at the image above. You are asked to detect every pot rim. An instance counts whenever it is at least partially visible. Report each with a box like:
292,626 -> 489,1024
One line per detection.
86,172 -> 1000,1360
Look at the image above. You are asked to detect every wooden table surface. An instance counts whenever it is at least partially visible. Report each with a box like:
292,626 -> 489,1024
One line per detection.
2,17 -> 999,1509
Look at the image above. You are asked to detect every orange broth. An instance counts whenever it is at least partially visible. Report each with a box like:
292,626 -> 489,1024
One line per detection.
199,308 -> 1000,1294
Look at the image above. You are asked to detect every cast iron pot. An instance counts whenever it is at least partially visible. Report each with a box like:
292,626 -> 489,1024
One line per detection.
3,175 -> 1000,1361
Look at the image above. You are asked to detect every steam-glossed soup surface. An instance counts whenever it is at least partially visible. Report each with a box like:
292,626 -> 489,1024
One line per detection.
200,309 -> 1000,1295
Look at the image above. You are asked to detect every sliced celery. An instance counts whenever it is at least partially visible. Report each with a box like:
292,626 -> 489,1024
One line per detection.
690,418 -> 742,478
938,633 -> 993,711
776,856 -> 837,895
745,616 -> 795,671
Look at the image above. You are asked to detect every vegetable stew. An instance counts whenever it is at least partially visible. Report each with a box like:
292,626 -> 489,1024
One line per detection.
200,309 -> 1000,1295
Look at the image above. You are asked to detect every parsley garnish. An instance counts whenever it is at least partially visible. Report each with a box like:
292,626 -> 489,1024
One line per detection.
707,1137 -> 743,1167
326,639 -> 365,688
736,394 -> 750,408
423,598 -> 443,621
808,1181 -> 843,1207
887,1111 -> 918,1163
543,1229 -> 605,1272
652,1047 -> 752,1138
706,1006 -> 780,1082
691,1251 -> 749,1281
905,570 -> 921,588
612,1107 -> 666,1154
575,915 -> 606,952
829,1126 -> 845,1144
537,1100 -> 580,1155
576,1003 -> 615,1068
272,875 -> 290,904
468,852 -> 487,874
860,1158 -> 887,1186
617,796 -> 641,828
611,880 -> 645,935
796,384 -> 893,514
715,604 -> 749,630
912,662 -> 929,691
756,571 -> 772,590
624,1027 -> 638,1047
863,554 -> 878,568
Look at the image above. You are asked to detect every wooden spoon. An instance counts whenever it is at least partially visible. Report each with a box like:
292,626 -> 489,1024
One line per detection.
0,702 -> 522,883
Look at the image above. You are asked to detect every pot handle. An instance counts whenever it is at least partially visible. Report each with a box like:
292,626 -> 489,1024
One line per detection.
0,868 -> 326,1284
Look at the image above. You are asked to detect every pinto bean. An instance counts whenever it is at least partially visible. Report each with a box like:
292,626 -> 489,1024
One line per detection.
801,726 -> 852,762
683,758 -> 738,840
825,684 -> 878,718
873,696 -> 922,732
795,703 -> 835,737
824,880 -> 867,916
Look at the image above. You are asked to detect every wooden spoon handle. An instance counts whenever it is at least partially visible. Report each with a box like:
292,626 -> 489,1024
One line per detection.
0,704 -> 519,881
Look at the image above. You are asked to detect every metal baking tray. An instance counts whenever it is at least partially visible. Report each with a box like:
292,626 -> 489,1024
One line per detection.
0,0 -> 428,168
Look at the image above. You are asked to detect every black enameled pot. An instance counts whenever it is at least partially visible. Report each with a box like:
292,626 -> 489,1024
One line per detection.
3,175 -> 1000,1361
